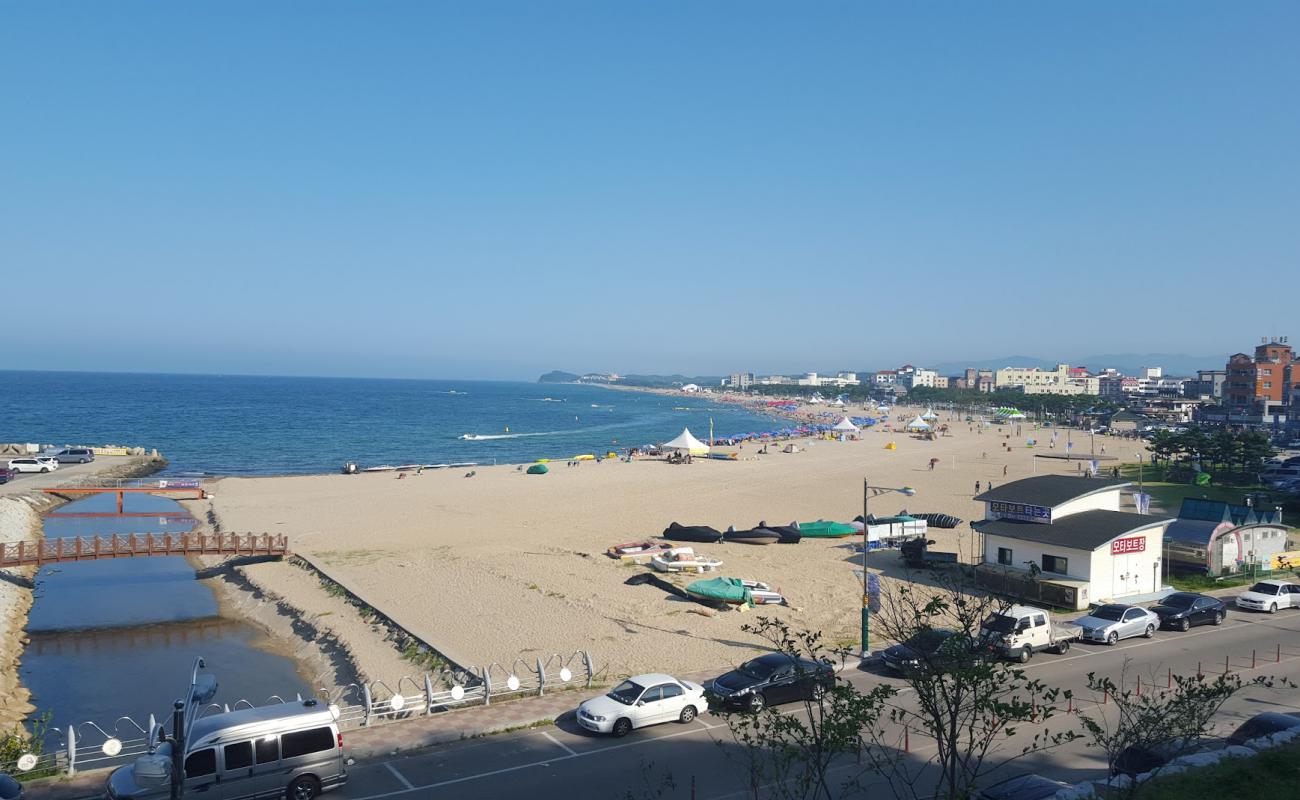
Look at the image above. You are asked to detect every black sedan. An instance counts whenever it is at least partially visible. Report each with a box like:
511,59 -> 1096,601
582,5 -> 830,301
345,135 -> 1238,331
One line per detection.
977,774 -> 1070,800
1227,712 -> 1300,744
708,653 -> 835,712
1150,592 -> 1227,631
879,628 -> 972,674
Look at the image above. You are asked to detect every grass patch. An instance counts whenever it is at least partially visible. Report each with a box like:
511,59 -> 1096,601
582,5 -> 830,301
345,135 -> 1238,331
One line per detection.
1167,573 -> 1256,592
1130,740 -> 1300,800
1117,462 -> 1300,515
401,643 -> 447,671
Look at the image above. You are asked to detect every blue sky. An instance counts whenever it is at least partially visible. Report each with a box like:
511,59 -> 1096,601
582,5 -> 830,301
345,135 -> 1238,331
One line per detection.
3,2 -> 1297,379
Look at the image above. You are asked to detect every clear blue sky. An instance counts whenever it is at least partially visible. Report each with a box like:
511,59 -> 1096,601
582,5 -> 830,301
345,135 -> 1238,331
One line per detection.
3,2 -> 1297,379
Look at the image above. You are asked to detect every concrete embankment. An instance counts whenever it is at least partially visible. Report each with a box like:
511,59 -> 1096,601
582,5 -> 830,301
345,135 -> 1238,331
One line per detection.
0,454 -> 166,730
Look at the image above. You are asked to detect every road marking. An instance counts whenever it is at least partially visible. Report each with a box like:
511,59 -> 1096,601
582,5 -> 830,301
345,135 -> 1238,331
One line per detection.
541,730 -> 577,756
383,762 -> 413,790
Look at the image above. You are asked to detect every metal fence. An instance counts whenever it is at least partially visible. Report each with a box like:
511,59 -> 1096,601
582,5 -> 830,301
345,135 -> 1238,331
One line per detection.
1,650 -> 598,780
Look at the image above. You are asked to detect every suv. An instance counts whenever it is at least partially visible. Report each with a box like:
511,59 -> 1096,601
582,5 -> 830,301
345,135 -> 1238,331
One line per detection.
51,448 -> 95,464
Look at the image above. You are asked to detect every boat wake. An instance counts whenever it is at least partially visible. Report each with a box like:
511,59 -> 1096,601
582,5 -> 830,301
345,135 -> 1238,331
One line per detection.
458,431 -> 558,440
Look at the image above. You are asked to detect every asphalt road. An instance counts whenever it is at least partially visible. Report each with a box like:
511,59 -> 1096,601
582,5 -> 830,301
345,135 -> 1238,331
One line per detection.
330,606 -> 1300,800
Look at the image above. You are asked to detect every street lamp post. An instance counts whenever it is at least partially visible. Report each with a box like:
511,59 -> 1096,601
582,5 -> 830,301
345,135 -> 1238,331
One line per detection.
861,479 -> 916,657
170,658 -> 218,800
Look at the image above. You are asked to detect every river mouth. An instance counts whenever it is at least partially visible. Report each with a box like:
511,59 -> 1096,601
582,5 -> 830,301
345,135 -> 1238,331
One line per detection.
20,493 -> 312,731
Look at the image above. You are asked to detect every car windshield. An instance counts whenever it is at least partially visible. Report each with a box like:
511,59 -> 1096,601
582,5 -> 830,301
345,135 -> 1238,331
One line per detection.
606,680 -> 645,705
1162,594 -> 1195,609
905,629 -> 952,651
1090,606 -> 1124,621
983,615 -> 1017,634
1249,583 -> 1280,595
739,658 -> 781,679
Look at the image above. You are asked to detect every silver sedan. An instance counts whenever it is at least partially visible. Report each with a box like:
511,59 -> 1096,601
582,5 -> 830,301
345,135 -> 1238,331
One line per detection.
1074,604 -> 1159,645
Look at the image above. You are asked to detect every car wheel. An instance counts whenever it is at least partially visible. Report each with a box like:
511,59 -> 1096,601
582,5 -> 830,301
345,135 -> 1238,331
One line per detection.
1017,647 -> 1032,663
1270,603 -> 1279,614
747,693 -> 766,713
1144,624 -> 1155,638
1179,618 -> 1190,632
287,776 -> 321,800
40,467 -> 49,473
1213,612 -> 1224,626
1054,640 -> 1070,654
612,718 -> 633,737
679,705 -> 697,724
1107,632 -> 1119,646
809,682 -> 826,701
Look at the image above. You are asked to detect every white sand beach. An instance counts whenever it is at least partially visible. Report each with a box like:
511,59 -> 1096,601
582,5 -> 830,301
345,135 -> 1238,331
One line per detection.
204,405 -> 1146,679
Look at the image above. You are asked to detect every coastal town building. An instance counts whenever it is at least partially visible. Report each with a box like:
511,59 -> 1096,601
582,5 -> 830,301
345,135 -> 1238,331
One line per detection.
725,372 -> 754,390
973,476 -> 1173,610
1164,498 -> 1294,576
1222,337 -> 1294,426
1099,375 -> 1140,399
995,364 -> 1099,395
873,370 -> 898,387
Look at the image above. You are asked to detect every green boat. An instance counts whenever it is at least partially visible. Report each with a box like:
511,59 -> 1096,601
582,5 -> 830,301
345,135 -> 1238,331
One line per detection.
685,577 -> 785,606
797,520 -> 857,538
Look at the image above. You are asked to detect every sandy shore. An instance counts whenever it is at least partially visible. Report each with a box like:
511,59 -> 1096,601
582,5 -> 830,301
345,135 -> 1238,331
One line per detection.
204,403 -> 1147,680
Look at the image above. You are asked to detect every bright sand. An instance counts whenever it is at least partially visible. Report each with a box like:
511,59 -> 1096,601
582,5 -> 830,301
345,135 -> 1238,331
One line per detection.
206,406 -> 1146,679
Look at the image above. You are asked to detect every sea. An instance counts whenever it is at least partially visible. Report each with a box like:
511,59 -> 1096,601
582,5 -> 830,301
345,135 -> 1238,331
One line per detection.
1,371 -> 781,475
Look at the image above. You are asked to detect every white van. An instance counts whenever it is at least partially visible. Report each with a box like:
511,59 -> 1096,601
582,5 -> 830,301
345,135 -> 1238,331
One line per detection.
106,700 -> 346,800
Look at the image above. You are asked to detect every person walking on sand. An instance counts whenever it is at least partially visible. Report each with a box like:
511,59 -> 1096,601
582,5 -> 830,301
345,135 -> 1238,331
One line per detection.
975,480 -> 981,493
1003,464 -> 1008,477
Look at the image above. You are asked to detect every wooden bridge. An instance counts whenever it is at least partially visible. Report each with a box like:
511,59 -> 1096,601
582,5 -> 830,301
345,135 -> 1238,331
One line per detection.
0,532 -> 289,568
41,484 -> 208,513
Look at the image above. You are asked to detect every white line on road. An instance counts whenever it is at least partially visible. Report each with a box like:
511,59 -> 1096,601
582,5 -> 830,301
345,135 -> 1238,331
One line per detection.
383,762 -> 414,791
541,730 -> 577,756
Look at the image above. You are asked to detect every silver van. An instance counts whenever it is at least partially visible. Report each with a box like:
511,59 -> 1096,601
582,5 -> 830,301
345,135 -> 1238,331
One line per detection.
106,701 -> 346,800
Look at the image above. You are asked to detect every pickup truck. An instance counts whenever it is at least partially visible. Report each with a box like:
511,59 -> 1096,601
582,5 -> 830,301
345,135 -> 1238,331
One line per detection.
979,604 -> 1082,663
900,537 -> 959,568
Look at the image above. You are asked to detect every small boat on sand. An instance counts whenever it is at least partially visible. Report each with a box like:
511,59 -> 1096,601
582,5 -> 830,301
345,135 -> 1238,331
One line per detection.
650,547 -> 722,573
606,541 -> 676,561
685,577 -> 785,606
662,522 -> 723,544
723,526 -> 780,545
797,520 -> 857,538
757,520 -> 802,544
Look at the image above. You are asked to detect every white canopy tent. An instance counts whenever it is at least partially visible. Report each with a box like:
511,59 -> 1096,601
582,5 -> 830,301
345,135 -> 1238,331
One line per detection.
905,416 -> 931,431
662,427 -> 710,454
832,416 -> 859,433
921,408 -> 939,421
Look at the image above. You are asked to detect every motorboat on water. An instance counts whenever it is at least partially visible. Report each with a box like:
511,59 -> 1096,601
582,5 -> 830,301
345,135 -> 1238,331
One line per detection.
650,547 -> 722,574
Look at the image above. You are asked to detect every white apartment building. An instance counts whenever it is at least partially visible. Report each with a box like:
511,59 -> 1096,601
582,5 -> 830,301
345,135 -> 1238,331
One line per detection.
995,364 -> 1099,395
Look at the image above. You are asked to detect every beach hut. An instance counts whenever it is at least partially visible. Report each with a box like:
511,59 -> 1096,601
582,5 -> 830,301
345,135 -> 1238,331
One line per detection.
832,416 -> 859,434
905,416 -> 931,432
662,427 -> 710,455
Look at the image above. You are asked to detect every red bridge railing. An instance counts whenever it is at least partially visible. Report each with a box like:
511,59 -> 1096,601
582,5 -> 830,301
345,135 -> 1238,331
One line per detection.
0,533 -> 290,568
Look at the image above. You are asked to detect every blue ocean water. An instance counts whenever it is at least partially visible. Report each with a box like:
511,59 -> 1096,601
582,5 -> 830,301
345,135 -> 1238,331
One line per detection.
1,371 -> 779,475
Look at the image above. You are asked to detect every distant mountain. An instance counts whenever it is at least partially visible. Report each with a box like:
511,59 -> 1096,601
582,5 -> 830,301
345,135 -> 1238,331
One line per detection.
538,370 -> 581,383
537,370 -> 724,387
1073,353 -> 1224,377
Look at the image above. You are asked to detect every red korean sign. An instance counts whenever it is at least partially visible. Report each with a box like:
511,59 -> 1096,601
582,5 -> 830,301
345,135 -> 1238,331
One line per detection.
1111,536 -> 1146,555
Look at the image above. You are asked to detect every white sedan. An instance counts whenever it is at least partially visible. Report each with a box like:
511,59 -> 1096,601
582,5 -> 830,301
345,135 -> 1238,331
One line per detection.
577,673 -> 707,737
1236,581 -> 1300,614
8,458 -> 57,474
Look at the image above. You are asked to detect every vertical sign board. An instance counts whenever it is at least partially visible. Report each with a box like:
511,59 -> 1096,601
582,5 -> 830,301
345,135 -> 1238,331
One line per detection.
988,501 -> 1052,524
1111,537 -> 1146,555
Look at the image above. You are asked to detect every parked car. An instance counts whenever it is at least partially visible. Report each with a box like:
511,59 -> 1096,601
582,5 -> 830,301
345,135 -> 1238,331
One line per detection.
7,458 -> 54,474
880,628 -> 970,674
577,674 -> 707,737
1074,604 -> 1159,645
1111,738 -> 1205,777
979,604 -> 1081,662
49,447 -> 95,464
1236,580 -> 1300,613
977,773 -> 1070,800
0,467 -> 14,485
1227,712 -> 1300,744
708,653 -> 835,712
33,457 -> 59,471
0,773 -> 21,800
1150,592 -> 1227,631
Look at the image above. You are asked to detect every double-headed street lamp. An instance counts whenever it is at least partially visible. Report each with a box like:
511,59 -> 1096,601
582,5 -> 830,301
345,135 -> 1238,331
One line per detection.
861,479 -> 916,657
